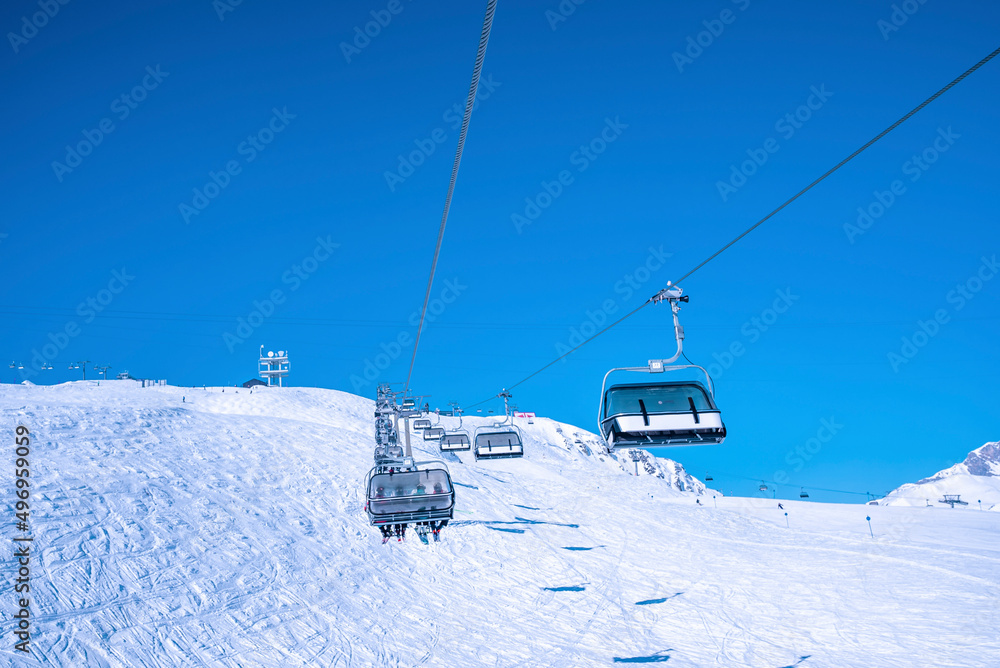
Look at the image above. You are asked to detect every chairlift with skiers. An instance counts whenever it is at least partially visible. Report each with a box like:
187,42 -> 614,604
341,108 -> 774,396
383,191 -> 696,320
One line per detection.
365,459 -> 455,544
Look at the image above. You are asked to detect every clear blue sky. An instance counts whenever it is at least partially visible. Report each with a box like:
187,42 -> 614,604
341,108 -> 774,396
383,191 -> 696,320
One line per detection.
2,0 -> 998,501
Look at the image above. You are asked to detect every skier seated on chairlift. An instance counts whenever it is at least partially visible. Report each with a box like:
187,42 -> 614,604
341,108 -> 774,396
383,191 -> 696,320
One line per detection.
433,482 -> 444,494
415,483 -> 426,495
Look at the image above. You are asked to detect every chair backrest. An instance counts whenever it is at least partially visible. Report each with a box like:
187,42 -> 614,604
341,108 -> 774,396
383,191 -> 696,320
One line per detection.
604,382 -> 716,419
474,430 -> 523,448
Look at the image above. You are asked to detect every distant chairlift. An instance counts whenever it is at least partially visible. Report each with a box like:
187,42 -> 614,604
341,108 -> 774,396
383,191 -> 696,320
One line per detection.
800,488 -> 810,499
422,411 -> 445,441
705,472 -> 714,482
939,494 -> 968,508
373,444 -> 405,468
441,405 -> 471,452
598,285 -> 726,452
474,390 -> 524,460
759,482 -> 768,492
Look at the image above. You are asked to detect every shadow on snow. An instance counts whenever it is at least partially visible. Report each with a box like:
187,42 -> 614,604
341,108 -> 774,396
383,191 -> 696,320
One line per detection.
613,650 -> 671,663
635,593 -> 683,605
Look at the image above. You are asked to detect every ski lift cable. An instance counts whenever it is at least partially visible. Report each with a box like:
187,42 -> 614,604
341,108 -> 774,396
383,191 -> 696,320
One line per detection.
710,471 -> 870,497
404,0 -> 498,395
465,45 -> 1000,411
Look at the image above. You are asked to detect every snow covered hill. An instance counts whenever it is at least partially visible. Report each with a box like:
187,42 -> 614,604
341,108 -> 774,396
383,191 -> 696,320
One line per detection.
2,381 -> 999,667
880,442 -> 1000,511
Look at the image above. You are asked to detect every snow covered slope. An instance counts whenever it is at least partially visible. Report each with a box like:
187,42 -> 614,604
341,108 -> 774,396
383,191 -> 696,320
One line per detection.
2,381 -> 999,667
880,442 -> 1000,511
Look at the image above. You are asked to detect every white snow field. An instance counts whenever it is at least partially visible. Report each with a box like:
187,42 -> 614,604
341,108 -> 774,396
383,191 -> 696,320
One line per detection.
2,381 -> 998,667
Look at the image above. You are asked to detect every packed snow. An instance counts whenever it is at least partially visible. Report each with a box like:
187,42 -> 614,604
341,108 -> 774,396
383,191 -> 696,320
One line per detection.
2,381 -> 998,667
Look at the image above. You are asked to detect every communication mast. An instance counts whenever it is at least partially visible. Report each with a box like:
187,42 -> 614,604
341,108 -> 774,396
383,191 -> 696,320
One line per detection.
258,346 -> 290,387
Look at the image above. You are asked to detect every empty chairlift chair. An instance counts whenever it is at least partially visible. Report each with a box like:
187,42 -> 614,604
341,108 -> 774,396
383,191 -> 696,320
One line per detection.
597,285 -> 727,452
441,406 -> 472,452
365,464 -> 455,529
441,431 -> 471,452
474,425 -> 524,460
412,419 -> 432,430
423,427 -> 445,441
600,380 -> 726,449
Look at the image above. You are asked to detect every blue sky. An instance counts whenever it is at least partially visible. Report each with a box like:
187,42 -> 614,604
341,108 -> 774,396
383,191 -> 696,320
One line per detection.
2,0 -> 998,501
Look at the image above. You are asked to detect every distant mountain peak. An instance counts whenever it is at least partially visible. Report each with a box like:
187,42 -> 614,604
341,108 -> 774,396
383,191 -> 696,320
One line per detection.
963,441 -> 1000,477
885,441 -> 1000,510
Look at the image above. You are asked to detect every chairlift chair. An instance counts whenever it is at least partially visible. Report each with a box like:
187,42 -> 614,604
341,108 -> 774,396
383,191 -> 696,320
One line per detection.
412,419 -> 432,430
598,286 -> 726,452
759,482 -> 768,492
441,407 -> 472,452
365,461 -> 455,529
441,432 -> 471,452
705,473 -> 714,482
473,391 -> 525,460
473,424 -> 524,460
800,488 -> 809,499
423,427 -> 445,441
373,444 -> 405,468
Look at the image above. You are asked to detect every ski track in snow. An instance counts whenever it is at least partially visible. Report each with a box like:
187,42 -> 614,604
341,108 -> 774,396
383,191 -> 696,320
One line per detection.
1,381 -> 998,667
